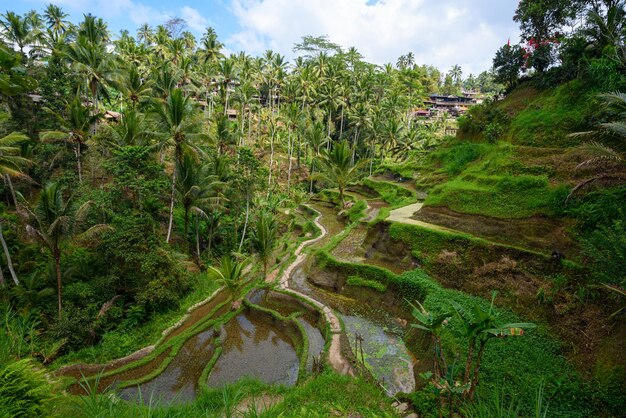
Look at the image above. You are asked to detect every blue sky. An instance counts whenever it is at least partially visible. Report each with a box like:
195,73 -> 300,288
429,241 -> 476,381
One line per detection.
8,0 -> 521,75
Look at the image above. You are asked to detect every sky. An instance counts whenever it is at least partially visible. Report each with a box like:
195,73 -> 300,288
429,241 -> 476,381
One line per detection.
8,0 -> 521,75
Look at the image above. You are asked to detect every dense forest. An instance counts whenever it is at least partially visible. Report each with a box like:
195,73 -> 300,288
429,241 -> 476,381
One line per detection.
0,0 -> 624,417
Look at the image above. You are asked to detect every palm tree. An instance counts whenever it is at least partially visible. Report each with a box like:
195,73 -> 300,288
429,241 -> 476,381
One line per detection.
199,27 -> 224,65
0,12 -> 36,55
568,92 -> 626,200
65,36 -> 115,111
315,140 -> 366,208
251,211 -> 277,278
116,65 -> 153,109
174,155 -> 223,255
306,121 -> 329,193
207,255 -> 248,297
101,109 -> 152,148
152,88 -> 207,243
347,102 -> 372,164
449,64 -> 463,86
0,132 -> 31,207
43,4 -> 69,38
24,183 -> 110,319
40,98 -> 99,182
136,23 -> 153,46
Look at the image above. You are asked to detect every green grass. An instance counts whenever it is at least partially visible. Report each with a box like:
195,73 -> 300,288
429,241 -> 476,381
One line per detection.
414,141 -> 570,219
504,80 -> 598,147
346,275 -> 387,292
265,370 -> 396,417
401,268 -> 595,418
362,178 -> 415,206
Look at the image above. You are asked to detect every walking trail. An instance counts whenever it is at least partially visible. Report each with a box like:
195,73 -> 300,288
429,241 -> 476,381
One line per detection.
273,208 -> 355,376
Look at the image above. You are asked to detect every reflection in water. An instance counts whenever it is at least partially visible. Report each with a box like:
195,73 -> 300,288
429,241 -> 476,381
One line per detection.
289,253 -> 416,396
207,313 -> 299,388
341,314 -> 415,395
118,329 -> 216,404
297,318 -> 325,372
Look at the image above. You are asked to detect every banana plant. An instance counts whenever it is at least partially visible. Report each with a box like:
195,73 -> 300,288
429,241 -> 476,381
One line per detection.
451,292 -> 535,400
407,299 -> 452,381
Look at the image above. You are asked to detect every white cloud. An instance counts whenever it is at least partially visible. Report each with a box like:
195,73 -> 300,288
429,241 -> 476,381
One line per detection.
180,6 -> 208,32
227,0 -> 521,74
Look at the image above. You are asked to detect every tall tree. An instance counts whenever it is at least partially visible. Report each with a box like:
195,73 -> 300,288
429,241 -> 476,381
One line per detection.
24,183 -> 110,319
153,88 -> 206,243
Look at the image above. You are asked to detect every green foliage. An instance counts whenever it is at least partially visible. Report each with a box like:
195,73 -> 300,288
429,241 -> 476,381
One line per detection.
492,44 -> 525,90
581,220 -> 626,287
268,370 -> 396,416
401,268 -> 593,417
362,178 -> 415,206
346,275 -> 386,292
316,250 -> 426,302
0,359 -> 58,418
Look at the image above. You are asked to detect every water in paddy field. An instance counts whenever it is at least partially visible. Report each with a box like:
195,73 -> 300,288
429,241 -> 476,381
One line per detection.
248,288 -> 325,373
118,329 -> 217,404
297,317 -> 325,372
207,312 -> 299,388
340,314 -> 415,396
289,265 -> 416,396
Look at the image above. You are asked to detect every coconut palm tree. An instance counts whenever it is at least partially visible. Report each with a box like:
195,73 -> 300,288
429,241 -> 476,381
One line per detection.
315,140 -> 366,208
306,121 -> 329,193
101,109 -> 152,148
24,182 -> 110,319
207,255 -> 248,297
174,154 -> 223,255
65,35 -> 115,112
251,210 -> 277,278
568,92 -> 626,200
152,88 -> 207,243
43,4 -> 69,38
116,65 -> 154,109
40,98 -> 99,182
0,12 -> 36,55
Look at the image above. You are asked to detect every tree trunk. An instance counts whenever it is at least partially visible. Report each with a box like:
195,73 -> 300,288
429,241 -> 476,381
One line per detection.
0,221 -> 18,285
55,251 -> 62,319
339,105 -> 345,139
75,142 -> 82,183
463,338 -> 475,388
267,123 -> 275,197
195,213 -> 201,258
166,171 -> 176,243
4,174 -> 18,209
468,340 -> 487,400
238,195 -> 250,252
352,128 -> 358,165
287,130 -> 293,193
247,108 -> 252,146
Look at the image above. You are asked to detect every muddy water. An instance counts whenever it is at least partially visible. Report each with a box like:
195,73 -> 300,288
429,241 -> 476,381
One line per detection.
247,289 -> 325,372
207,312 -> 299,388
341,314 -> 415,395
289,266 -> 415,395
118,329 -> 217,403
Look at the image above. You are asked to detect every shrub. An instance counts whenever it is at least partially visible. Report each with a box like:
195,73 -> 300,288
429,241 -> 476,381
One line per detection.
0,359 -> 58,417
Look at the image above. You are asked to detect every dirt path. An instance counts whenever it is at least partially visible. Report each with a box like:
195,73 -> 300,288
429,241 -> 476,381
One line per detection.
275,207 -> 355,376
388,202 -> 454,232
